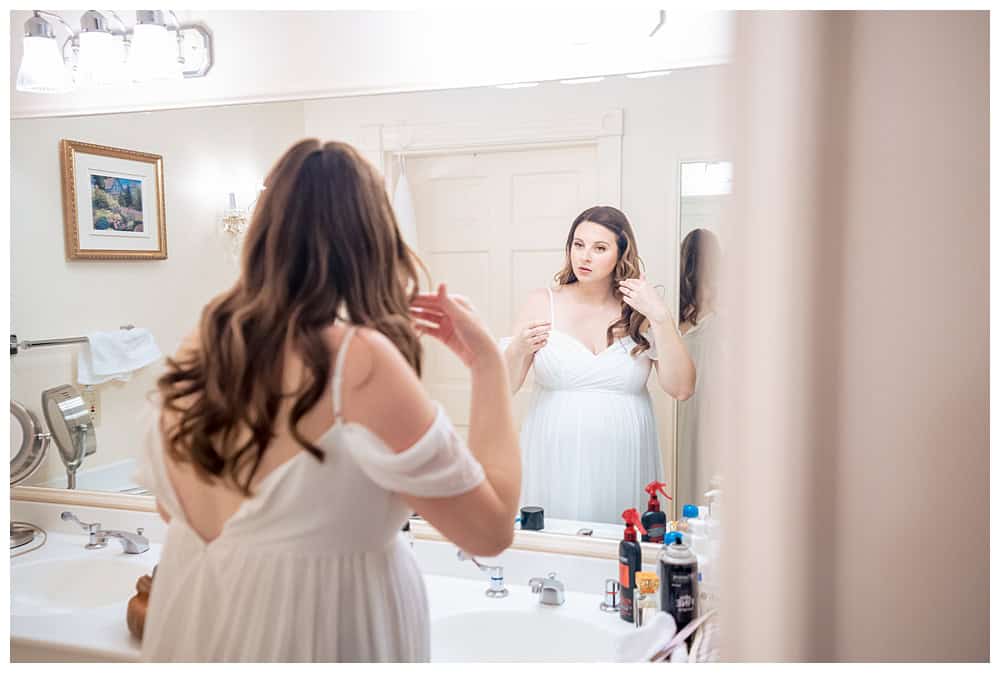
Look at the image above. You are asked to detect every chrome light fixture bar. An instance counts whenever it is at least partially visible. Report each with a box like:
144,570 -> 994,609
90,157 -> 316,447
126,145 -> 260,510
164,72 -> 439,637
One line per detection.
16,9 -> 214,94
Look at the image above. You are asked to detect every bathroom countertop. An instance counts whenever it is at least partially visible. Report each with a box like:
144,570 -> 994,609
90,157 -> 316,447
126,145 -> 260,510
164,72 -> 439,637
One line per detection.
11,532 -> 632,662
11,532 -> 156,662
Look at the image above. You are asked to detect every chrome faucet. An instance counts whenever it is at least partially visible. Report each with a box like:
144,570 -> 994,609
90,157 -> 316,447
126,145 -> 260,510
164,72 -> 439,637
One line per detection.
61,511 -> 149,554
529,572 -> 566,606
456,549 -> 508,598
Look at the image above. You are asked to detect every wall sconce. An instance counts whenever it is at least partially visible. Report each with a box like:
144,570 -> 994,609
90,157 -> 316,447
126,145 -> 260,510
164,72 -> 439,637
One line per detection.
221,186 -> 264,260
15,10 -> 213,94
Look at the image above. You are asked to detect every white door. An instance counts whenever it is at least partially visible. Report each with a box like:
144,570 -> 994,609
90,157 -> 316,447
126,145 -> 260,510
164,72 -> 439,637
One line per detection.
404,144 -> 600,438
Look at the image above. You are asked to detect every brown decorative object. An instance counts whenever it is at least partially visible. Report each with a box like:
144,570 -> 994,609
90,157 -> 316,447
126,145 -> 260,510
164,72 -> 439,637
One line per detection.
126,571 -> 154,640
59,139 -> 167,260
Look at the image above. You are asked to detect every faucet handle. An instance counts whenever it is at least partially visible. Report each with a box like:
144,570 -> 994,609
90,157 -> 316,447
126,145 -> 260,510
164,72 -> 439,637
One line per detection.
600,579 -> 621,612
61,510 -> 100,532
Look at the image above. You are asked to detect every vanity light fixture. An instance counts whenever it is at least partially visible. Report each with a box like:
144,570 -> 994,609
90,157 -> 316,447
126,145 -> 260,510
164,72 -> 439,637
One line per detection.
76,10 -> 127,86
15,10 -> 213,94
128,10 -> 183,82
15,12 -> 74,93
648,10 -> 666,38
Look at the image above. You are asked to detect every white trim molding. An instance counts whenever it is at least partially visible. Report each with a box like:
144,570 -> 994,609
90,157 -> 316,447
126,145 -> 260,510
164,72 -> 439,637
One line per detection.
380,109 -> 623,207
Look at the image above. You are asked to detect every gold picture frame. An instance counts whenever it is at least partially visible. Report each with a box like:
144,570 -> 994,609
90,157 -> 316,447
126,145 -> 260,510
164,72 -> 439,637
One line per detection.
59,139 -> 167,260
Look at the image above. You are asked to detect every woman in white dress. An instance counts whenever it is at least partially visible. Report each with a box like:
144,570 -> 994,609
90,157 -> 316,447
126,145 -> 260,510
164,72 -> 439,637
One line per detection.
676,228 -> 723,507
503,206 -> 695,524
136,140 -> 521,662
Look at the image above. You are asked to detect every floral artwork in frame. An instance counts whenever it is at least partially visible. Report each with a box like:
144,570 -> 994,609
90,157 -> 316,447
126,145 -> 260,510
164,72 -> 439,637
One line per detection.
60,139 -> 167,260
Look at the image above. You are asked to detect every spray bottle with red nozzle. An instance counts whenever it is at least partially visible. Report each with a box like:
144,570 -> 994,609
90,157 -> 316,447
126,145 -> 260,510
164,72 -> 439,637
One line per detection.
619,508 -> 646,623
641,480 -> 672,544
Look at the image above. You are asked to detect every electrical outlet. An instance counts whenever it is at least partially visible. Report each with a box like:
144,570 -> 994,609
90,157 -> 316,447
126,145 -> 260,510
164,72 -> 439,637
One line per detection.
81,386 -> 100,426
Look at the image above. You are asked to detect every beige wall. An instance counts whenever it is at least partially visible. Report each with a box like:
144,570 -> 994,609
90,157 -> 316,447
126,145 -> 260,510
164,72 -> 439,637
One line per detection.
721,11 -> 988,662
11,101 -> 306,485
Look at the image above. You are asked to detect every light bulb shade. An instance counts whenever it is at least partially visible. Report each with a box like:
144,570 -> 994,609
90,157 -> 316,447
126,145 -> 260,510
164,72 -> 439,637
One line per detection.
76,31 -> 126,86
127,24 -> 181,82
17,35 -> 73,93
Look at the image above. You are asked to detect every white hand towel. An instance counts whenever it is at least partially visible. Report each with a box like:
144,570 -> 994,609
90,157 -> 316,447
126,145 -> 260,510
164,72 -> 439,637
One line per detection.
77,328 -> 163,385
392,171 -> 420,252
614,610 -> 677,662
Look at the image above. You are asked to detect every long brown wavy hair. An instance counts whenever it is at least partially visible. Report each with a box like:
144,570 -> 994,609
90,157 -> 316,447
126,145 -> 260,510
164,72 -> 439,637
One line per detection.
679,228 -> 721,327
157,139 -> 425,495
553,205 -> 649,356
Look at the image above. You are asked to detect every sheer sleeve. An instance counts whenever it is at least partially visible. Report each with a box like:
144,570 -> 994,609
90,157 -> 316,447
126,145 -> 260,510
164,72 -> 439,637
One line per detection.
345,403 -> 485,498
131,399 -> 183,518
644,329 -> 659,361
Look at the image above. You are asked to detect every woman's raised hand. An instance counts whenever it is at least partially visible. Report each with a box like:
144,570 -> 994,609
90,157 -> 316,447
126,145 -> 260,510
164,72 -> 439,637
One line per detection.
618,274 -> 669,324
410,283 -> 500,369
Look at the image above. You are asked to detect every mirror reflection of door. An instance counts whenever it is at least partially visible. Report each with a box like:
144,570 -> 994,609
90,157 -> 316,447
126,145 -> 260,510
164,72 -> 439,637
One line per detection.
403,146 -> 600,438
675,161 -> 730,509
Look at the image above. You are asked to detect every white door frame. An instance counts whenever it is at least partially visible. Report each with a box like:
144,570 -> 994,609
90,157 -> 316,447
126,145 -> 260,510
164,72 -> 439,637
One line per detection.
377,109 -> 623,206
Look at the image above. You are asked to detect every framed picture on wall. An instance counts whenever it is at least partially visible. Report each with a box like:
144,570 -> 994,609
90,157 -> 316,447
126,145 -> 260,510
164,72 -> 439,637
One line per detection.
59,139 -> 167,260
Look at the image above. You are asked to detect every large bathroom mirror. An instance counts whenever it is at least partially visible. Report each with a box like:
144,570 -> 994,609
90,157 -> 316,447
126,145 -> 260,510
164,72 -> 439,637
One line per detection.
11,11 -> 730,543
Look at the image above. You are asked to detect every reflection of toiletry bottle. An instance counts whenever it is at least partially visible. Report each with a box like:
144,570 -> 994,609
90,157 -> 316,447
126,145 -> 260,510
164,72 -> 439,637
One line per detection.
700,489 -> 723,615
619,508 -> 646,623
641,480 -> 672,543
658,536 -> 699,641
677,503 -> 700,533
634,571 -> 660,629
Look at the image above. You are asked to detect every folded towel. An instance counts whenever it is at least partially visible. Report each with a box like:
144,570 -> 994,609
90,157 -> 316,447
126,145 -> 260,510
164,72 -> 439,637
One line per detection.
614,609 -> 719,662
77,328 -> 162,385
614,610 -> 677,662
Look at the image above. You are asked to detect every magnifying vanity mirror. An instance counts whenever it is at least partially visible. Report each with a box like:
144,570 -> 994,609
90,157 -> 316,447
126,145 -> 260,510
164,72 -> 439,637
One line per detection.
10,400 -> 50,548
40,384 -> 97,490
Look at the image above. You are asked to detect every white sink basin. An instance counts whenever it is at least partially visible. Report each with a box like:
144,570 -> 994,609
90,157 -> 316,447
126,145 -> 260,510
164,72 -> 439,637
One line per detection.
432,609 -> 618,662
12,557 -> 155,617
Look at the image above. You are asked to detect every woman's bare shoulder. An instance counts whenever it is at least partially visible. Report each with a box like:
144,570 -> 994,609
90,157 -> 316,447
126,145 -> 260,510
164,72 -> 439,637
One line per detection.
514,287 -> 554,325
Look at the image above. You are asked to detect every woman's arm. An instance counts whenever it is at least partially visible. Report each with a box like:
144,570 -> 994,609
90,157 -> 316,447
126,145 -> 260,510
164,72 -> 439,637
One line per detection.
648,316 -> 696,401
503,289 -> 551,394
619,277 -> 696,400
351,286 -> 522,557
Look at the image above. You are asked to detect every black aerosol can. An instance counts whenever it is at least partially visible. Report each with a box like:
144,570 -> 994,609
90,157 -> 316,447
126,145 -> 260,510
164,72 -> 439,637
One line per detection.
657,534 -> 698,639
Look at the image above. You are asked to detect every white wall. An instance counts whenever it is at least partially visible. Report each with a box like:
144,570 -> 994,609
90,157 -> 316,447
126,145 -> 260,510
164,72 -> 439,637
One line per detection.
11,10 -> 733,119
12,101 -> 306,486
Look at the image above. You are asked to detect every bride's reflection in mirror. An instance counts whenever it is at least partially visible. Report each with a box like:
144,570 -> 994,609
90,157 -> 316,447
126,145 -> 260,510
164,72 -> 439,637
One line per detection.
502,206 -> 695,524
675,228 -> 722,507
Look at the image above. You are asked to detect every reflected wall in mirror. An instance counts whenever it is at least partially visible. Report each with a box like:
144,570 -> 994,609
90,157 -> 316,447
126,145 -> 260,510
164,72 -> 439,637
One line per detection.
12,67 -> 728,539
674,160 -> 731,509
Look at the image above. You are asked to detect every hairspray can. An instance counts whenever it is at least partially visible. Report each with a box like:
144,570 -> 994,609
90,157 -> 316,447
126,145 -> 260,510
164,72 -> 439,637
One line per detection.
657,535 -> 698,638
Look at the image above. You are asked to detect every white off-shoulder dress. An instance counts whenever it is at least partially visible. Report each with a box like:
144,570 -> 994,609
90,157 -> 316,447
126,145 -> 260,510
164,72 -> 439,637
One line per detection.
134,326 -> 485,662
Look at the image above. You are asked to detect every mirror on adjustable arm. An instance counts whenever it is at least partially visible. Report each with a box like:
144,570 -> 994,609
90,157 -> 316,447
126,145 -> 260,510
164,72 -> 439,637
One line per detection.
10,10 -> 731,556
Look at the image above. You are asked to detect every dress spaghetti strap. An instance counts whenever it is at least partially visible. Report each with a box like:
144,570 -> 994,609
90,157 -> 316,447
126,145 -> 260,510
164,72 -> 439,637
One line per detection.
332,326 -> 358,424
